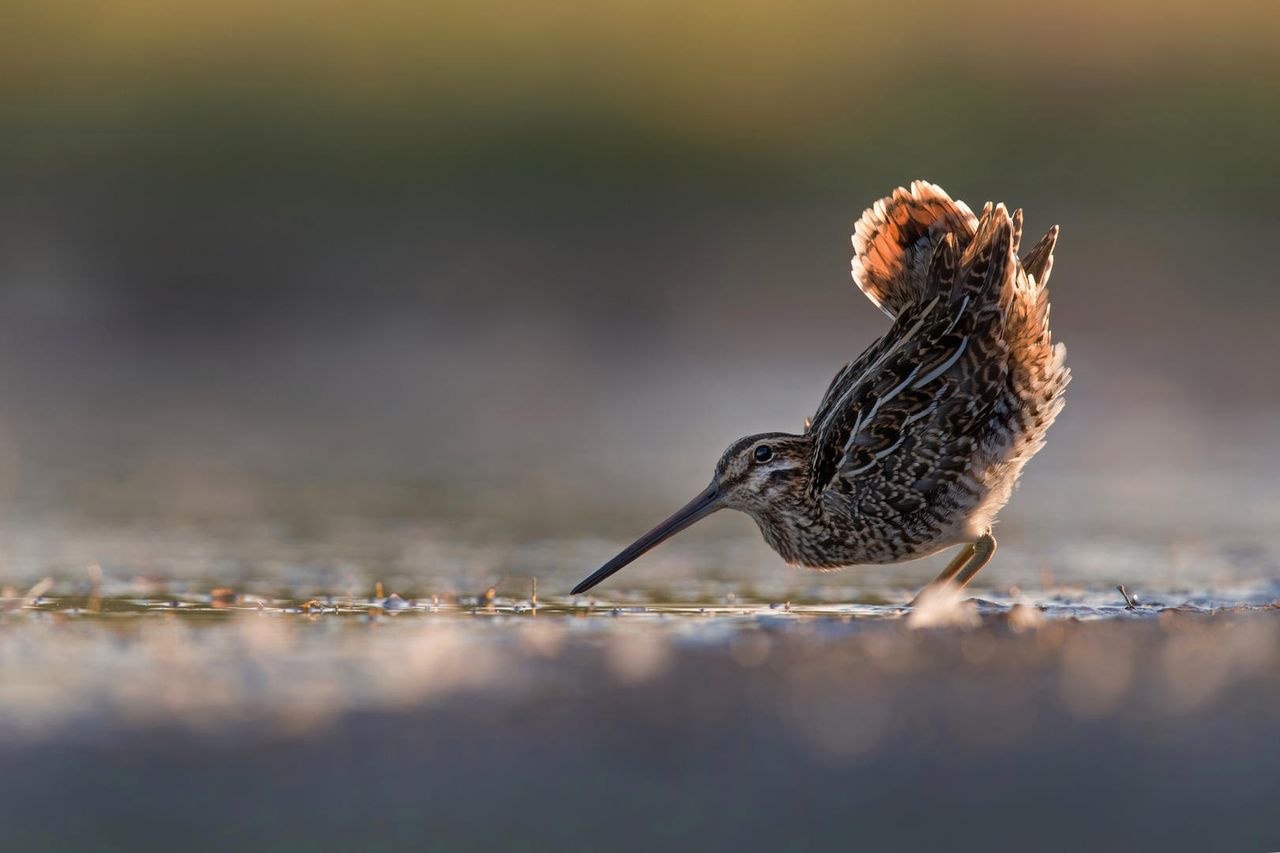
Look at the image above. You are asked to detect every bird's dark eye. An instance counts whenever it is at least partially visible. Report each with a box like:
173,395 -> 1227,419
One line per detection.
753,445 -> 773,463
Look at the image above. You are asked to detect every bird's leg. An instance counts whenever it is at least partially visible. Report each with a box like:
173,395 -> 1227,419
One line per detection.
953,532 -> 996,588
909,542 -> 974,606
908,532 -> 997,605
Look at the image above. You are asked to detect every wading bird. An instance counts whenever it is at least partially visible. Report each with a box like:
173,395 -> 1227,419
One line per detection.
572,182 -> 1068,601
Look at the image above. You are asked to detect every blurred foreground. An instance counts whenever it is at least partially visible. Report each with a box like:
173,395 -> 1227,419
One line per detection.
1,594 -> 1277,852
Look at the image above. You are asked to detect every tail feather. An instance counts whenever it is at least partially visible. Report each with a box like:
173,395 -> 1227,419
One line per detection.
957,202 -> 1016,301
851,180 -> 977,319
851,186 -> 1066,415
924,232 -> 961,300
1004,227 -> 1069,420
1010,208 -> 1024,256
1021,225 -> 1058,289
956,202 -> 1068,415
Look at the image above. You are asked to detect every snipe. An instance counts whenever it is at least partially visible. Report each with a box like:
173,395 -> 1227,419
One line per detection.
572,182 -> 1069,601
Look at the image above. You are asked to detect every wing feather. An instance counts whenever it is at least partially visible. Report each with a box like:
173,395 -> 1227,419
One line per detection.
810,202 -> 1022,507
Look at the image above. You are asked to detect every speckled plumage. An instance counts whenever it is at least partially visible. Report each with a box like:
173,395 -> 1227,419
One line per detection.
573,181 -> 1068,597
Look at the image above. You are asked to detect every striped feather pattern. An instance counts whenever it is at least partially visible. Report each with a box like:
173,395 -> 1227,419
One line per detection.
792,184 -> 1069,566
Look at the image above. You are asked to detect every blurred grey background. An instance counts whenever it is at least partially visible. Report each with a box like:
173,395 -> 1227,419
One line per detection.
1,0 -> 1278,588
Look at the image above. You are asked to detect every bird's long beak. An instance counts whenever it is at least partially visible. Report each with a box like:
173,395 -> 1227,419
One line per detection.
571,481 -> 722,596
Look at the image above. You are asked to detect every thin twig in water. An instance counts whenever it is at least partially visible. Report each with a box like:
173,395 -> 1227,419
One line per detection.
1116,584 -> 1139,610
87,563 -> 103,613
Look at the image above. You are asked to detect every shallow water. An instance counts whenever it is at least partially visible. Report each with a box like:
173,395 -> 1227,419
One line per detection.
2,586 -> 1278,852
2,576 -> 1276,734
2,525 -> 1278,852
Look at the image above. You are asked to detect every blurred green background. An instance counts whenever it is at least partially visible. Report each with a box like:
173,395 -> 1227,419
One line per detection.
1,0 -> 1278,588
6,0 -> 1277,203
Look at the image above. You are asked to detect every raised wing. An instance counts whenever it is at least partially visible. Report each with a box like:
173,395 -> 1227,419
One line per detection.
808,202 -> 1020,514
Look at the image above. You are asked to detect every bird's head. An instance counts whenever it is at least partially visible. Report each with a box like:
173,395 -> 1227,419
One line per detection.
570,431 -> 811,595
712,432 -> 814,513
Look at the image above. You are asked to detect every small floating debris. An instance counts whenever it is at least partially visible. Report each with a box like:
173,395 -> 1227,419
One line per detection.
1117,584 -> 1139,610
382,594 -> 410,612
210,588 -> 238,608
605,606 -> 647,616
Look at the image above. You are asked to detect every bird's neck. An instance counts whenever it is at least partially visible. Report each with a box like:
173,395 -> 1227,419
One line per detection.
752,489 -> 837,568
